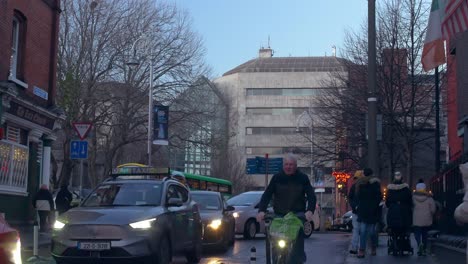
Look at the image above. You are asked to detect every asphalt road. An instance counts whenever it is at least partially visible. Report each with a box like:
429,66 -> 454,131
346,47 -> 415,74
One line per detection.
22,232 -> 350,264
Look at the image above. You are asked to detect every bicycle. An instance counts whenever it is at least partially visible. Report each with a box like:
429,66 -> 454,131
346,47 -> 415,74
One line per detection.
264,212 -> 304,264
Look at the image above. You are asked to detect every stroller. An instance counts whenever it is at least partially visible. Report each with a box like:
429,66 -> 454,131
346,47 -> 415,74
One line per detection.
387,227 -> 414,256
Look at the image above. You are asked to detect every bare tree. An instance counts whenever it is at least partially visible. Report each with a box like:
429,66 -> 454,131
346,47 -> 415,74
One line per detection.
55,0 -> 209,187
310,0 -> 440,186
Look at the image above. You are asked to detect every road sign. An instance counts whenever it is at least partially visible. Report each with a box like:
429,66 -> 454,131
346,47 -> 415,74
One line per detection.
315,188 -> 326,193
72,122 -> 92,140
70,140 -> 88,159
245,157 -> 283,174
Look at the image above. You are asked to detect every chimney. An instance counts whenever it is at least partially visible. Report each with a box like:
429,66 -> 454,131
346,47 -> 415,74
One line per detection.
259,48 -> 273,58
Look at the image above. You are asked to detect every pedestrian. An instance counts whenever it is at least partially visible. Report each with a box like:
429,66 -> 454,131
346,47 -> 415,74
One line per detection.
347,170 -> 363,255
355,168 -> 382,258
32,184 -> 55,232
55,185 -> 73,215
256,153 -> 316,263
386,171 -> 412,233
413,180 -> 436,256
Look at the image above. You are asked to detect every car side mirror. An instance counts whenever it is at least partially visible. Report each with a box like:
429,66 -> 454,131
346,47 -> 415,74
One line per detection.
167,198 -> 183,207
254,203 -> 259,209
225,205 -> 235,212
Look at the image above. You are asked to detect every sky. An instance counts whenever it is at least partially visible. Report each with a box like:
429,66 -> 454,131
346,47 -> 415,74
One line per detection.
170,0 -> 368,77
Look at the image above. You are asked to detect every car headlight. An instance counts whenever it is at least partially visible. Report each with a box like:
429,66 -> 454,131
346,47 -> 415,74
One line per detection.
12,238 -> 22,264
53,220 -> 66,230
233,212 -> 241,218
208,219 -> 222,230
278,239 -> 286,248
129,218 -> 156,229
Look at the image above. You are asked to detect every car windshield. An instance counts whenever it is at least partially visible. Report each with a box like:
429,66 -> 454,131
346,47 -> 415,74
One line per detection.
227,193 -> 262,206
191,193 -> 221,211
82,182 -> 162,207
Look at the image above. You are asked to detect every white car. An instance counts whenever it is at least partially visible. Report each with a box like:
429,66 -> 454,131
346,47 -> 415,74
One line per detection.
227,191 -> 320,239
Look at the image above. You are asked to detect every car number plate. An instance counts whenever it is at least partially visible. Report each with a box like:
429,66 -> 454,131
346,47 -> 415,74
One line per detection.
78,242 -> 111,251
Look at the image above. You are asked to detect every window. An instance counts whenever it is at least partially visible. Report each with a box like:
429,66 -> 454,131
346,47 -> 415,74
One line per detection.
246,108 -> 308,116
0,141 -> 29,195
175,185 -> 189,203
246,147 -> 312,155
246,88 -> 325,96
10,13 -> 26,87
246,127 -> 308,135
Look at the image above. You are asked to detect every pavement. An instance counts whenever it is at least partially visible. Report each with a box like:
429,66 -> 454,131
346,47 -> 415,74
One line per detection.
345,234 -> 440,264
13,225 -> 54,264
14,229 -> 451,264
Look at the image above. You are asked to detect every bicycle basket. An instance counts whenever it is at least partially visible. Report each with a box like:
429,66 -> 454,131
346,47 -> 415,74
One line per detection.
269,212 -> 303,241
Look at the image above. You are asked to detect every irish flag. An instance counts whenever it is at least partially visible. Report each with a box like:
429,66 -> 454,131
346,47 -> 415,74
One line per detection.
422,0 -> 447,71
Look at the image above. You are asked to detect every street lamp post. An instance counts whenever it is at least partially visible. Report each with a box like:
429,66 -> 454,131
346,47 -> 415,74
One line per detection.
127,36 -> 154,167
296,110 -> 313,179
368,0 -> 378,175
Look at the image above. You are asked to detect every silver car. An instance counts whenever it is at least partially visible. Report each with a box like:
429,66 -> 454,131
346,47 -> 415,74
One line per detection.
227,191 -> 320,239
51,179 -> 203,264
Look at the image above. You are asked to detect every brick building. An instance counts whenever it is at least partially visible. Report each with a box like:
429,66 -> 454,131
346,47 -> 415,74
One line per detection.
0,0 -> 64,224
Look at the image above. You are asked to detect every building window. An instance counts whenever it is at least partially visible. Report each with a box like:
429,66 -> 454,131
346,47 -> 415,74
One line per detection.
246,147 -> 311,155
246,108 -> 308,116
246,127 -> 309,135
0,141 -> 29,195
10,13 -> 27,88
246,88 -> 325,96
6,126 -> 28,146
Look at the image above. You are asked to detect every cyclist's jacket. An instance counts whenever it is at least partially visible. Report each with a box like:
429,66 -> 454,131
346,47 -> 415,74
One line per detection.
257,170 -> 316,215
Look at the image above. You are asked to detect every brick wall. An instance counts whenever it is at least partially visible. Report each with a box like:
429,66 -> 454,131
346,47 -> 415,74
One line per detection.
0,0 -> 59,107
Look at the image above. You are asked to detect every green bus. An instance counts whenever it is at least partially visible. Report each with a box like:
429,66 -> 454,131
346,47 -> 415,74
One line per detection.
172,170 -> 233,198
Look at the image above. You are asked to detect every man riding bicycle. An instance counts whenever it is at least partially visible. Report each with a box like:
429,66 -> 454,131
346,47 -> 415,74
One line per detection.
256,153 -> 317,263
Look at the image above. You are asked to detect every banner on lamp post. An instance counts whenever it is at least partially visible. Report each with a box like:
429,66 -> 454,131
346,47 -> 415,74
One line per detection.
153,105 -> 169,145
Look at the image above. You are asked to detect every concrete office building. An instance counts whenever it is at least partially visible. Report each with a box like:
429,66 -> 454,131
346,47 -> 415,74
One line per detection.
214,48 -> 347,208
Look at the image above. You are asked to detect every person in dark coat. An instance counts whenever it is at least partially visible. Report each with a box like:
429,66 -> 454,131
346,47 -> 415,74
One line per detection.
55,185 -> 73,214
385,171 -> 412,232
32,185 -> 55,232
348,170 -> 364,254
355,168 -> 382,258
256,153 -> 316,263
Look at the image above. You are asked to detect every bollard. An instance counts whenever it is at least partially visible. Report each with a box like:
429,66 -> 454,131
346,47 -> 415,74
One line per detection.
250,246 -> 256,264
33,225 -> 39,256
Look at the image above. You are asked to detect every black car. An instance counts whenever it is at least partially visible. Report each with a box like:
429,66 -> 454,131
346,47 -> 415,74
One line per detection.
51,177 -> 203,264
191,191 -> 236,252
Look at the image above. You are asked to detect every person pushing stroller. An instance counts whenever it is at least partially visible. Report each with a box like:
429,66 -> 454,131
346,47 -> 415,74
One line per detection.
385,171 -> 413,255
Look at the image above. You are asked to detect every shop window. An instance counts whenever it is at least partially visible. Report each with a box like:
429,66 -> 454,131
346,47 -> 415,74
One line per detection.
0,141 -> 29,195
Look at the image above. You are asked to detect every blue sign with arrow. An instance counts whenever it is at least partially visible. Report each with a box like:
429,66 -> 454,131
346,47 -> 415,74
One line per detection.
70,140 -> 88,159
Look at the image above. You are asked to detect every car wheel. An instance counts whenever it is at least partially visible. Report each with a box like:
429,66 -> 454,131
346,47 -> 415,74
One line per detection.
186,235 -> 202,263
243,219 -> 257,239
157,236 -> 172,264
303,221 -> 313,238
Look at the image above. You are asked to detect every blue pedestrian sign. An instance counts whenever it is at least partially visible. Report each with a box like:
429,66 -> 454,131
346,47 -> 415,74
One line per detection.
70,140 -> 88,159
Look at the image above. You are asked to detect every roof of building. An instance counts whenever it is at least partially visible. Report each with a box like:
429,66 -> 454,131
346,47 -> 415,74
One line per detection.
223,56 -> 348,76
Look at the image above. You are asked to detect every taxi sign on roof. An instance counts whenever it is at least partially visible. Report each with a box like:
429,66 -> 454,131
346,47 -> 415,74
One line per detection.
111,167 -> 170,176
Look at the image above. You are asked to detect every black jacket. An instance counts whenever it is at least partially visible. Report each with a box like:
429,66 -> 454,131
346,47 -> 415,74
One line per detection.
348,182 -> 358,214
32,189 -> 55,211
55,187 -> 73,213
355,177 -> 382,224
385,182 -> 412,229
257,170 -> 316,215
